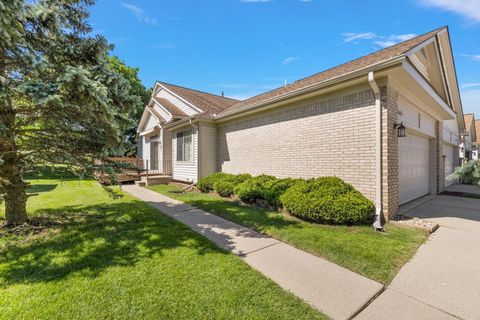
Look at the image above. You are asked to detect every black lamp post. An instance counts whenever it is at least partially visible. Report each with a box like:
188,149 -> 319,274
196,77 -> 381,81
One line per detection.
394,122 -> 406,138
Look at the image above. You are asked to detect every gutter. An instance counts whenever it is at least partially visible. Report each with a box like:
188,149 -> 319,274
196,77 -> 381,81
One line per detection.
368,71 -> 384,232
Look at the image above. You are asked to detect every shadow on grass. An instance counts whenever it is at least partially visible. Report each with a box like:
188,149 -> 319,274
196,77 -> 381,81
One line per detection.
165,193 -> 302,231
27,184 -> 58,194
0,200 -> 220,286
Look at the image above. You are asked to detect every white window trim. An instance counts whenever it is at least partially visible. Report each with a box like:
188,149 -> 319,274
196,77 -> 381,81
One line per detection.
176,129 -> 193,163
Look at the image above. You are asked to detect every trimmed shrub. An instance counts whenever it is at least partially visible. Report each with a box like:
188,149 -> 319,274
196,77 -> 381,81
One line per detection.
280,177 -> 374,224
234,175 -> 277,203
197,172 -> 252,193
196,173 -> 233,193
213,180 -> 236,197
263,178 -> 302,207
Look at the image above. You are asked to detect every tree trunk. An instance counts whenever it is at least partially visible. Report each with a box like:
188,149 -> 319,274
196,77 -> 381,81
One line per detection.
4,169 -> 28,226
0,95 -> 28,226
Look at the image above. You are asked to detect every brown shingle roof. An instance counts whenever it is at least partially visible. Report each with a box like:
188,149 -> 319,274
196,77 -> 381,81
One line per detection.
464,113 -> 474,133
158,82 -> 239,117
475,120 -> 480,144
218,27 -> 446,116
152,97 -> 187,119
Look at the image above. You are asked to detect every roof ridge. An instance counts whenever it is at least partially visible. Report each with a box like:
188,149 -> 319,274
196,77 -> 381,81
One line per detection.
293,26 -> 446,85
157,81 -> 240,102
220,26 -> 447,115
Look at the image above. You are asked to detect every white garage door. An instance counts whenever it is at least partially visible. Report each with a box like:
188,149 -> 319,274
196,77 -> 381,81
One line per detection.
443,144 -> 455,187
399,133 -> 430,205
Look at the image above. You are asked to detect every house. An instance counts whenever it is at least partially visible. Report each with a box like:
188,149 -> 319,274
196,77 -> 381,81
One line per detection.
474,119 -> 480,160
136,26 -> 466,219
460,114 -> 477,162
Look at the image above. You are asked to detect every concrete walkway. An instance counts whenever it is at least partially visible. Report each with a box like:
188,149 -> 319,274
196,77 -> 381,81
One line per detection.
357,194 -> 480,320
122,185 -> 383,320
446,183 -> 480,195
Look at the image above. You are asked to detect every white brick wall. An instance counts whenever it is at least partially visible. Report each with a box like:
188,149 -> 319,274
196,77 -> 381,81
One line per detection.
217,89 -> 377,201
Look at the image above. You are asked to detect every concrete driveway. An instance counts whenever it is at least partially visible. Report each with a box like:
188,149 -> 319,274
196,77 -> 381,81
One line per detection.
357,190 -> 480,320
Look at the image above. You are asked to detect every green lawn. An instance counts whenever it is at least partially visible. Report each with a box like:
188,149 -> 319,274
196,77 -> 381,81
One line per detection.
149,184 -> 429,284
0,176 -> 326,320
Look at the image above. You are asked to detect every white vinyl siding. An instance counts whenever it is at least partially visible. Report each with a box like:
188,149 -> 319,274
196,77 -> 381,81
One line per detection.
398,96 -> 435,138
155,88 -> 199,116
172,126 -> 198,182
199,122 -> 218,179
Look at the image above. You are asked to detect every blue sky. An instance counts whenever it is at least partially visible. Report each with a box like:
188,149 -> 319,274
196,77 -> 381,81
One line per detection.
89,0 -> 480,115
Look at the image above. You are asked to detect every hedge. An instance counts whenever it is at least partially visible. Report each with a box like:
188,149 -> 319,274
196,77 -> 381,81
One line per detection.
196,173 -> 374,225
234,175 -> 277,203
280,177 -> 374,224
213,180 -> 236,197
197,172 -> 251,193
263,178 -> 302,207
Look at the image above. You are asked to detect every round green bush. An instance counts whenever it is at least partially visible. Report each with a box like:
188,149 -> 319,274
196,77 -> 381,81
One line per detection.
280,177 -> 374,224
234,174 -> 276,203
263,178 -> 302,207
213,180 -> 236,197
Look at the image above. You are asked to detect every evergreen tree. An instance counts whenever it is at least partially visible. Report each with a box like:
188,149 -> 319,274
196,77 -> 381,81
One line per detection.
0,0 -> 141,225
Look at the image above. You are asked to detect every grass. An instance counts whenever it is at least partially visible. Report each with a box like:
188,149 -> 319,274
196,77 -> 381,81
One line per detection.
0,176 -> 327,320
149,184 -> 429,284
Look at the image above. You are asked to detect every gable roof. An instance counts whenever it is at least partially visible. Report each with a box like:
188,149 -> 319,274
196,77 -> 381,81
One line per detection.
475,120 -> 480,144
157,82 -> 239,117
464,113 -> 474,133
218,27 -> 446,117
152,97 -> 187,119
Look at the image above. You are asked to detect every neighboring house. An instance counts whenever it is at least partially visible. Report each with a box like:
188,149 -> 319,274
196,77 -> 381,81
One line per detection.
460,114 -> 477,162
136,26 -> 466,219
474,119 -> 480,160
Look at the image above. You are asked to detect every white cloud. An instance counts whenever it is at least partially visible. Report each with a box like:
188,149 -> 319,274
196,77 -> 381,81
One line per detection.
462,82 -> 480,88
420,0 -> 480,22
343,32 -> 417,48
390,33 -> 418,41
342,32 -> 377,43
459,53 -> 480,61
373,40 -> 397,48
282,57 -> 300,65
121,3 -> 158,25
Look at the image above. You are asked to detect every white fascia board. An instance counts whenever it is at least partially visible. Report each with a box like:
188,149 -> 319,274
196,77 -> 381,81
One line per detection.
403,37 -> 436,57
152,100 -> 173,119
402,60 -> 456,119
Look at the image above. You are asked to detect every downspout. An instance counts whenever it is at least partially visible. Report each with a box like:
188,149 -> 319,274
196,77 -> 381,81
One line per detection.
189,118 -> 199,184
368,71 -> 384,232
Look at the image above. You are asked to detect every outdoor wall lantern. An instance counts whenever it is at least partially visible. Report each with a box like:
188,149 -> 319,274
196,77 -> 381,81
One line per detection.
394,122 -> 406,138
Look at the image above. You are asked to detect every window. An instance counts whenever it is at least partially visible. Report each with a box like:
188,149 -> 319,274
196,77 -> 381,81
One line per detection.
176,129 -> 192,162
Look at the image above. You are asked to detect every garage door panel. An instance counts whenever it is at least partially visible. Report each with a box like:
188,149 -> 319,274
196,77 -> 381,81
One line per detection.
399,134 -> 430,205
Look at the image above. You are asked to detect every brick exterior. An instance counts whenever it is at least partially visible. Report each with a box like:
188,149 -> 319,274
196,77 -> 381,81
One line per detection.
218,87 -> 377,203
382,86 -> 399,218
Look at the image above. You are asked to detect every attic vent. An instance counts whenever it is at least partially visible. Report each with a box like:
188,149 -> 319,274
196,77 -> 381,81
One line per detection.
420,48 -> 428,60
